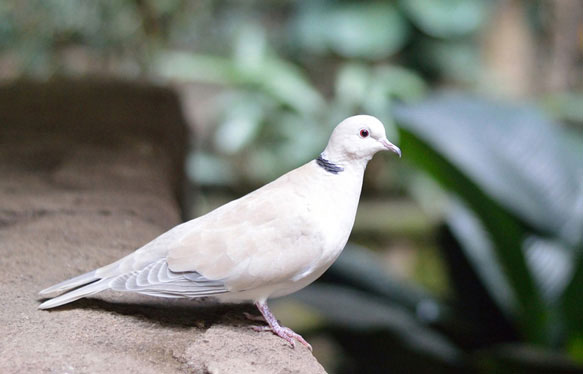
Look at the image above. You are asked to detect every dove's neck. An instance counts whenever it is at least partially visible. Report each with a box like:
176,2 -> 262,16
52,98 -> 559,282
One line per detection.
305,149 -> 368,275
315,148 -> 369,205
319,149 -> 371,174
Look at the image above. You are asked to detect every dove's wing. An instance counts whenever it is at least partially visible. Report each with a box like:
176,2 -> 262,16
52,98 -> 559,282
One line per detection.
39,163 -> 327,307
93,163 -> 325,296
167,164 -> 328,292
167,182 -> 325,292
85,221 -> 229,298
107,258 -> 227,298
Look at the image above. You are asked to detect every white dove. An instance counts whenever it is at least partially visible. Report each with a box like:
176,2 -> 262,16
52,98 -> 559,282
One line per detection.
38,115 -> 401,349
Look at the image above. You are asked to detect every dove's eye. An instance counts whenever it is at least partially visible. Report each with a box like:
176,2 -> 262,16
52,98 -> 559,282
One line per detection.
359,129 -> 369,138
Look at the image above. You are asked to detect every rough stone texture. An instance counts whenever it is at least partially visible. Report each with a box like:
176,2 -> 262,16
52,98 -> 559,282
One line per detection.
0,80 -> 326,374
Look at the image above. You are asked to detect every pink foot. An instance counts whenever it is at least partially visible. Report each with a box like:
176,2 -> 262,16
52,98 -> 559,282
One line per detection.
256,325 -> 312,350
251,301 -> 312,351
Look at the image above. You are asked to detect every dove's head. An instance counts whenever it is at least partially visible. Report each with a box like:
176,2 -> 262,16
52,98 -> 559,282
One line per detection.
323,115 -> 401,164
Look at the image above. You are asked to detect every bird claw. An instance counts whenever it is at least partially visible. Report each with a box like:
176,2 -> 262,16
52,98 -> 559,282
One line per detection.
251,301 -> 312,351
249,324 -> 312,351
278,326 -> 312,351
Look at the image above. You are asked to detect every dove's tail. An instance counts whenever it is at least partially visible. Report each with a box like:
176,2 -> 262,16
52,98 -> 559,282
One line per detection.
38,278 -> 110,309
38,270 -> 110,309
39,270 -> 99,298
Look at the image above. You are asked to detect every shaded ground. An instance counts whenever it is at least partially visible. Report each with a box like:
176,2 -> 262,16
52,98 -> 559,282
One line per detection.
0,80 -> 325,374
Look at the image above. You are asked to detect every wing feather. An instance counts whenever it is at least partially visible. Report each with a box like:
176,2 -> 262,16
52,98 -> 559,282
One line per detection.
109,259 -> 228,298
98,163 -> 325,297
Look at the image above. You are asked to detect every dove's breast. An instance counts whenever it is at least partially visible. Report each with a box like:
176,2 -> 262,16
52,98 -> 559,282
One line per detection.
222,160 -> 366,301
156,160 -> 367,303
306,162 -> 364,263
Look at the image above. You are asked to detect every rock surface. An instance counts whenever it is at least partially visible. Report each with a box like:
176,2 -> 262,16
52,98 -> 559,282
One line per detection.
0,80 -> 326,374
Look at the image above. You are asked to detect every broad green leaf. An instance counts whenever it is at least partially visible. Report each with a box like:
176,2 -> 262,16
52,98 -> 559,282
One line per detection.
294,2 -> 409,59
255,57 -> 325,114
395,94 -> 582,245
523,236 -> 575,305
445,199 -> 517,316
400,0 -> 490,38
394,95 -> 556,344
447,200 -> 576,315
399,125 -> 549,344
155,51 -> 324,114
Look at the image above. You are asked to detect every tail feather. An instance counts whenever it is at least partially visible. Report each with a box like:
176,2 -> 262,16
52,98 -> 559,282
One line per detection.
39,270 -> 99,298
38,279 -> 110,309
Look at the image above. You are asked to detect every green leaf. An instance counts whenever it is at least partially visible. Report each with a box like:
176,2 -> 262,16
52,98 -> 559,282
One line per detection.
399,125 -> 549,344
155,50 -> 325,115
295,2 -> 409,59
255,57 -> 325,114
445,199 -> 517,316
446,199 -> 577,335
395,94 -> 582,245
400,0 -> 490,38
523,236 -> 575,305
394,95 -> 560,344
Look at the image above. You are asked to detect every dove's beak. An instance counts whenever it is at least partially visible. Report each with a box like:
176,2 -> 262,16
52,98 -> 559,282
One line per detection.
380,138 -> 402,158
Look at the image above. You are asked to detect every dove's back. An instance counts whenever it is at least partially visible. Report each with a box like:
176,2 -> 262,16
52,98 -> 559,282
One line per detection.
39,158 -> 365,308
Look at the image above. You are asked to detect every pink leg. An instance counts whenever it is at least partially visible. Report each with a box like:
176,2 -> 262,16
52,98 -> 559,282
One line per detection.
250,301 -> 312,351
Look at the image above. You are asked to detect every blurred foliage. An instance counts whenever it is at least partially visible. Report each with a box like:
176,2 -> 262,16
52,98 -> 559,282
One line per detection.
293,2 -> 409,59
396,95 -> 582,358
400,0 -> 489,38
295,96 -> 582,373
2,0 -> 582,373
158,27 -> 426,185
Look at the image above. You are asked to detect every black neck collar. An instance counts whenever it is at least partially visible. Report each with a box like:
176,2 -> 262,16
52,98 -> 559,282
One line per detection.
316,154 -> 344,174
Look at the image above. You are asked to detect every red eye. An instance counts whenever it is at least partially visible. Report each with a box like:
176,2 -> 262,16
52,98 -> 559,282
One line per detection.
359,129 -> 369,138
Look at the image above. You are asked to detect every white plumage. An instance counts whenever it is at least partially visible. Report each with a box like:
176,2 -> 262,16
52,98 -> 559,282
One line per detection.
39,115 -> 401,349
